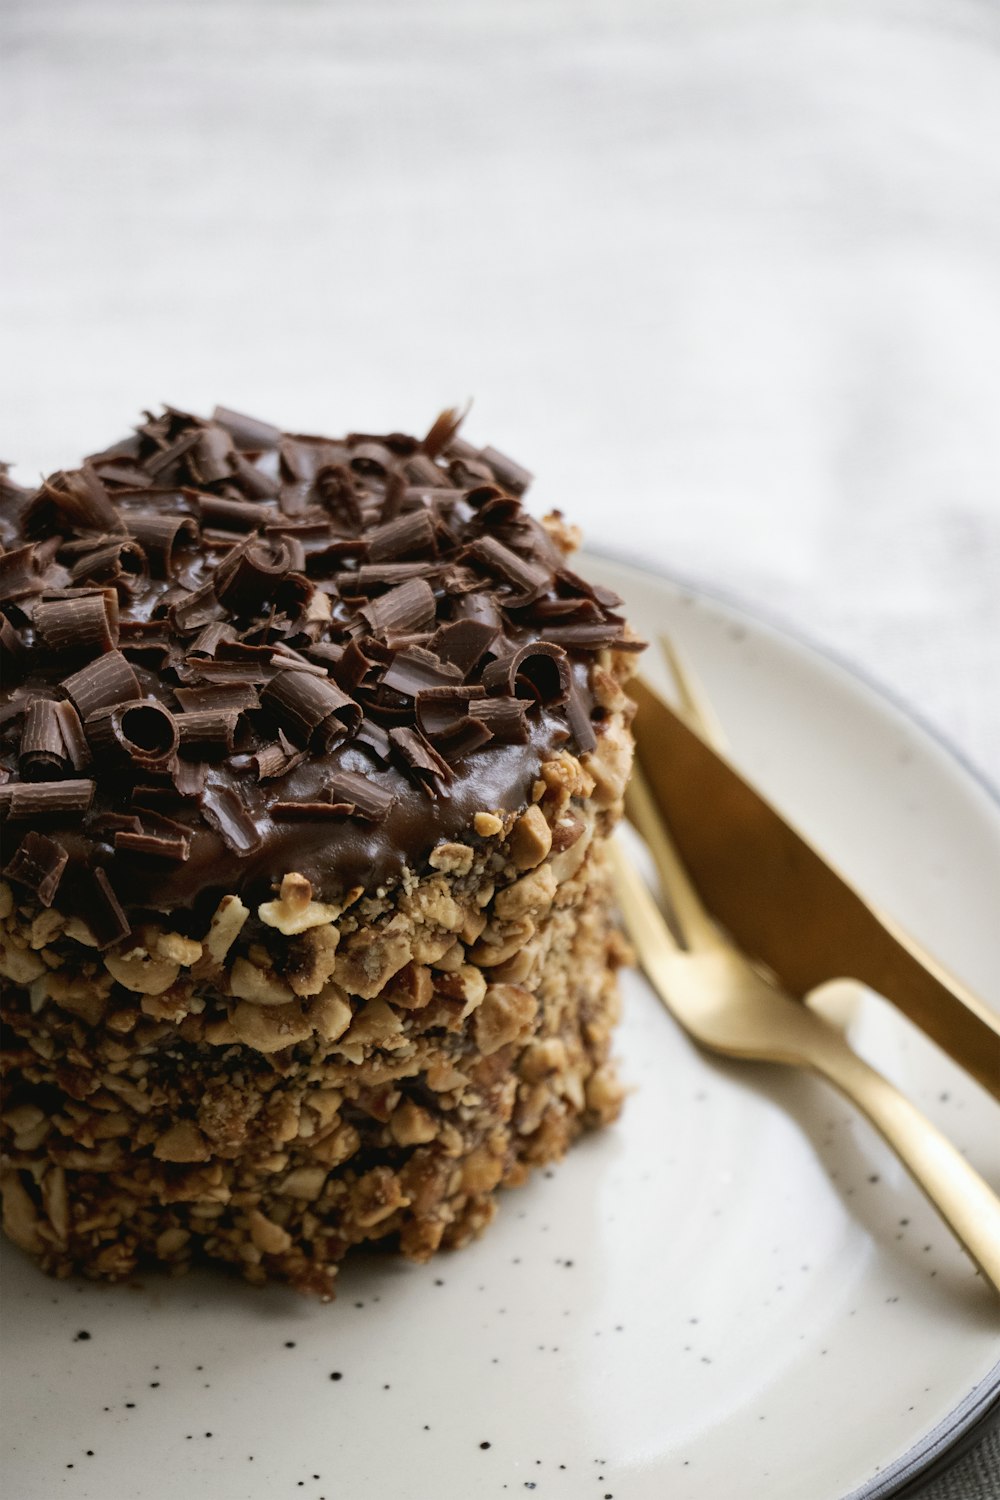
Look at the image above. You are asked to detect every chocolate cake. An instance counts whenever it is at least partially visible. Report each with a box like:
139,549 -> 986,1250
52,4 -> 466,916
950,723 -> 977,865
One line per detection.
0,405 -> 642,1297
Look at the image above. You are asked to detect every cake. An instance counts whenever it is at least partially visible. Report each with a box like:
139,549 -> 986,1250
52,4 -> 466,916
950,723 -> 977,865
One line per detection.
0,405 -> 642,1297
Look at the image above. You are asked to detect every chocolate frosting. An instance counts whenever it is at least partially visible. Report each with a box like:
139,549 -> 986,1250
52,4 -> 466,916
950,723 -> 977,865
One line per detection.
0,407 -> 641,935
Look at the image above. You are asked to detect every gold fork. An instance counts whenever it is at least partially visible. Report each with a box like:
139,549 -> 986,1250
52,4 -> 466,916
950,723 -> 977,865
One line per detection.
612,650 -> 1000,1297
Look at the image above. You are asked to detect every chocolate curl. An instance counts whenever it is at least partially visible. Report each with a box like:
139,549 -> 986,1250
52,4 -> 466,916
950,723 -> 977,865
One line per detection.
356,716 -> 391,762
172,758 -> 207,798
62,650 -> 141,721
214,539 -> 291,612
250,741 -> 305,781
381,647 -> 463,698
201,785 -> 261,855
326,770 -> 397,821
466,535 -> 551,605
211,405 -> 282,451
261,668 -> 362,751
85,700 -> 179,768
34,593 -> 118,658
68,537 -> 147,589
389,725 -> 452,790
198,494 -> 273,533
54,701 -> 91,770
359,577 -> 436,637
540,620 -> 642,651
414,684 -> 486,738
422,406 -> 467,459
19,699 -> 69,781
479,445 -> 533,496
176,709 -> 240,754
24,465 -> 123,537
0,779 -> 95,818
190,424 -> 235,483
468,696 -> 529,744
270,799 -> 358,820
428,618 -> 498,675
0,544 -> 45,603
188,620 -> 238,657
127,512 -> 200,577
366,508 -> 436,563
169,580 -> 223,634
403,452 -> 445,488
481,641 -> 570,706
2,830 -> 68,906
426,716 -> 493,763
348,440 -> 393,478
173,683 -> 260,713
335,562 -> 441,597
144,428 -> 202,480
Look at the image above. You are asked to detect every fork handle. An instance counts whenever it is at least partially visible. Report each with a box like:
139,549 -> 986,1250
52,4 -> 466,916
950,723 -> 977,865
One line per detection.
811,1040 -> 1000,1294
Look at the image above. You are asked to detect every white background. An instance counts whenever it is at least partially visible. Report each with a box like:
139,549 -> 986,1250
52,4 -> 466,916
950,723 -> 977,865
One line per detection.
2,3 -> 998,1490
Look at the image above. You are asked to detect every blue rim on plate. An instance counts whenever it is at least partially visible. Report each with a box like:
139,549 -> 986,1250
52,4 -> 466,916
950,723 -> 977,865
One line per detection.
590,544 -> 1000,1500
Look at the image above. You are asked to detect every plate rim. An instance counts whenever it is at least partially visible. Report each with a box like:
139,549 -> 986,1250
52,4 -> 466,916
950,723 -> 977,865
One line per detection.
587,543 -> 1000,1500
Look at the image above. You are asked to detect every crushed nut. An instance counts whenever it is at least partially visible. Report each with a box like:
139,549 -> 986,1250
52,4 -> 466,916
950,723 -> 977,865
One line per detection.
509,804 -> 552,869
473,984 -> 538,1055
259,872 -> 343,935
474,811 -> 504,838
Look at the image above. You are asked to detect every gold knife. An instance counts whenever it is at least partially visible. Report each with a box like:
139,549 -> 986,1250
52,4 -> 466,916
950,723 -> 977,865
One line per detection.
630,674 -> 1000,1102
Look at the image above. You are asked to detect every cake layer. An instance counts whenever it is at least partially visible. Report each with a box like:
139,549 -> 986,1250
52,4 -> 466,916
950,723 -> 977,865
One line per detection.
1,727 -> 631,1297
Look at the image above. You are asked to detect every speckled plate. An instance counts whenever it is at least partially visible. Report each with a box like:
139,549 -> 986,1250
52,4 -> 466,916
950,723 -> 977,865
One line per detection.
3,555 -> 999,1500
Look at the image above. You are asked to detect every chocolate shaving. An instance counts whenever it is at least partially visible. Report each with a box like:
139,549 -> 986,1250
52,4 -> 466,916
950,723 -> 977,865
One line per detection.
261,669 -> 362,750
0,544 -> 44,603
466,535 -> 551,604
414,684 -> 487,738
366,509 -> 436,563
201,785 -> 261,855
73,866 -> 131,948
356,717 -> 392,762
467,696 -> 529,744
172,758 -> 207,798
425,716 -> 494,762
113,809 -> 191,861
270,800 -> 355,821
0,779 -> 95,818
212,405 -> 282,451
85,700 -> 179,768
68,537 -> 147,589
176,709 -> 240,753
428,618 -> 498,675
173,683 -> 259,713
422,407 -> 467,459
19,698 -> 69,780
381,647 -> 463,698
34,593 -> 118,658
3,830 -> 68,906
389,726 -> 452,789
214,539 -> 291,612
479,445 -> 533,496
62,650 -> 141,720
326,770 -> 397,821
481,641 -> 570,705
335,562 -> 441,596
0,616 -> 27,683
198,494 -> 273,533
538,620 -> 629,651
26,465 -> 123,537
54,701 -> 91,770
359,577 -> 436,637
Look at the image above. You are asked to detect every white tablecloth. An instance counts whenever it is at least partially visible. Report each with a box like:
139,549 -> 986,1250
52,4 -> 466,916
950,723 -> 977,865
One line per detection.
1,1 -> 997,1492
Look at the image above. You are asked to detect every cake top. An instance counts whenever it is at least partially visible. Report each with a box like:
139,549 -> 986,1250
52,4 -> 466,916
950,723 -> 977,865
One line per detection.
0,405 -> 640,940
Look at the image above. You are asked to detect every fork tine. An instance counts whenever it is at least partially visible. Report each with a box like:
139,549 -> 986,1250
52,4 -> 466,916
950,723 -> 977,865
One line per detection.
658,634 -> 728,752
624,763 -> 718,952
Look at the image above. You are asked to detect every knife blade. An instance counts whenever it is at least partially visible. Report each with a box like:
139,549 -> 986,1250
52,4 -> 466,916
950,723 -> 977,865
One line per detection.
630,675 -> 1000,1102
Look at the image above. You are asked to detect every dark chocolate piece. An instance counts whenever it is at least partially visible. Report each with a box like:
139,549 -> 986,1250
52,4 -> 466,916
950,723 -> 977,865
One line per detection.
481,642 -> 571,706
34,593 -> 118,658
3,830 -> 68,906
84,701 -> 179,768
0,779 -> 96,818
261,670 -> 362,751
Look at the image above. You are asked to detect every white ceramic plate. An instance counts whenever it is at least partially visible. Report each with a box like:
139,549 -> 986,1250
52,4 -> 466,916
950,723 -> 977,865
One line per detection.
3,556 -> 999,1500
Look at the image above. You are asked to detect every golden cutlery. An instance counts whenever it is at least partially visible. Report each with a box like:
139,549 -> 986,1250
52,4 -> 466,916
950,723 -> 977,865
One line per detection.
613,643 -> 1000,1293
628,668 -> 1000,1101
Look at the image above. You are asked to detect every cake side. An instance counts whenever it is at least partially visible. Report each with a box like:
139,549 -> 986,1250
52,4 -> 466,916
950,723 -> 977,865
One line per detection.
0,406 -> 642,1295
